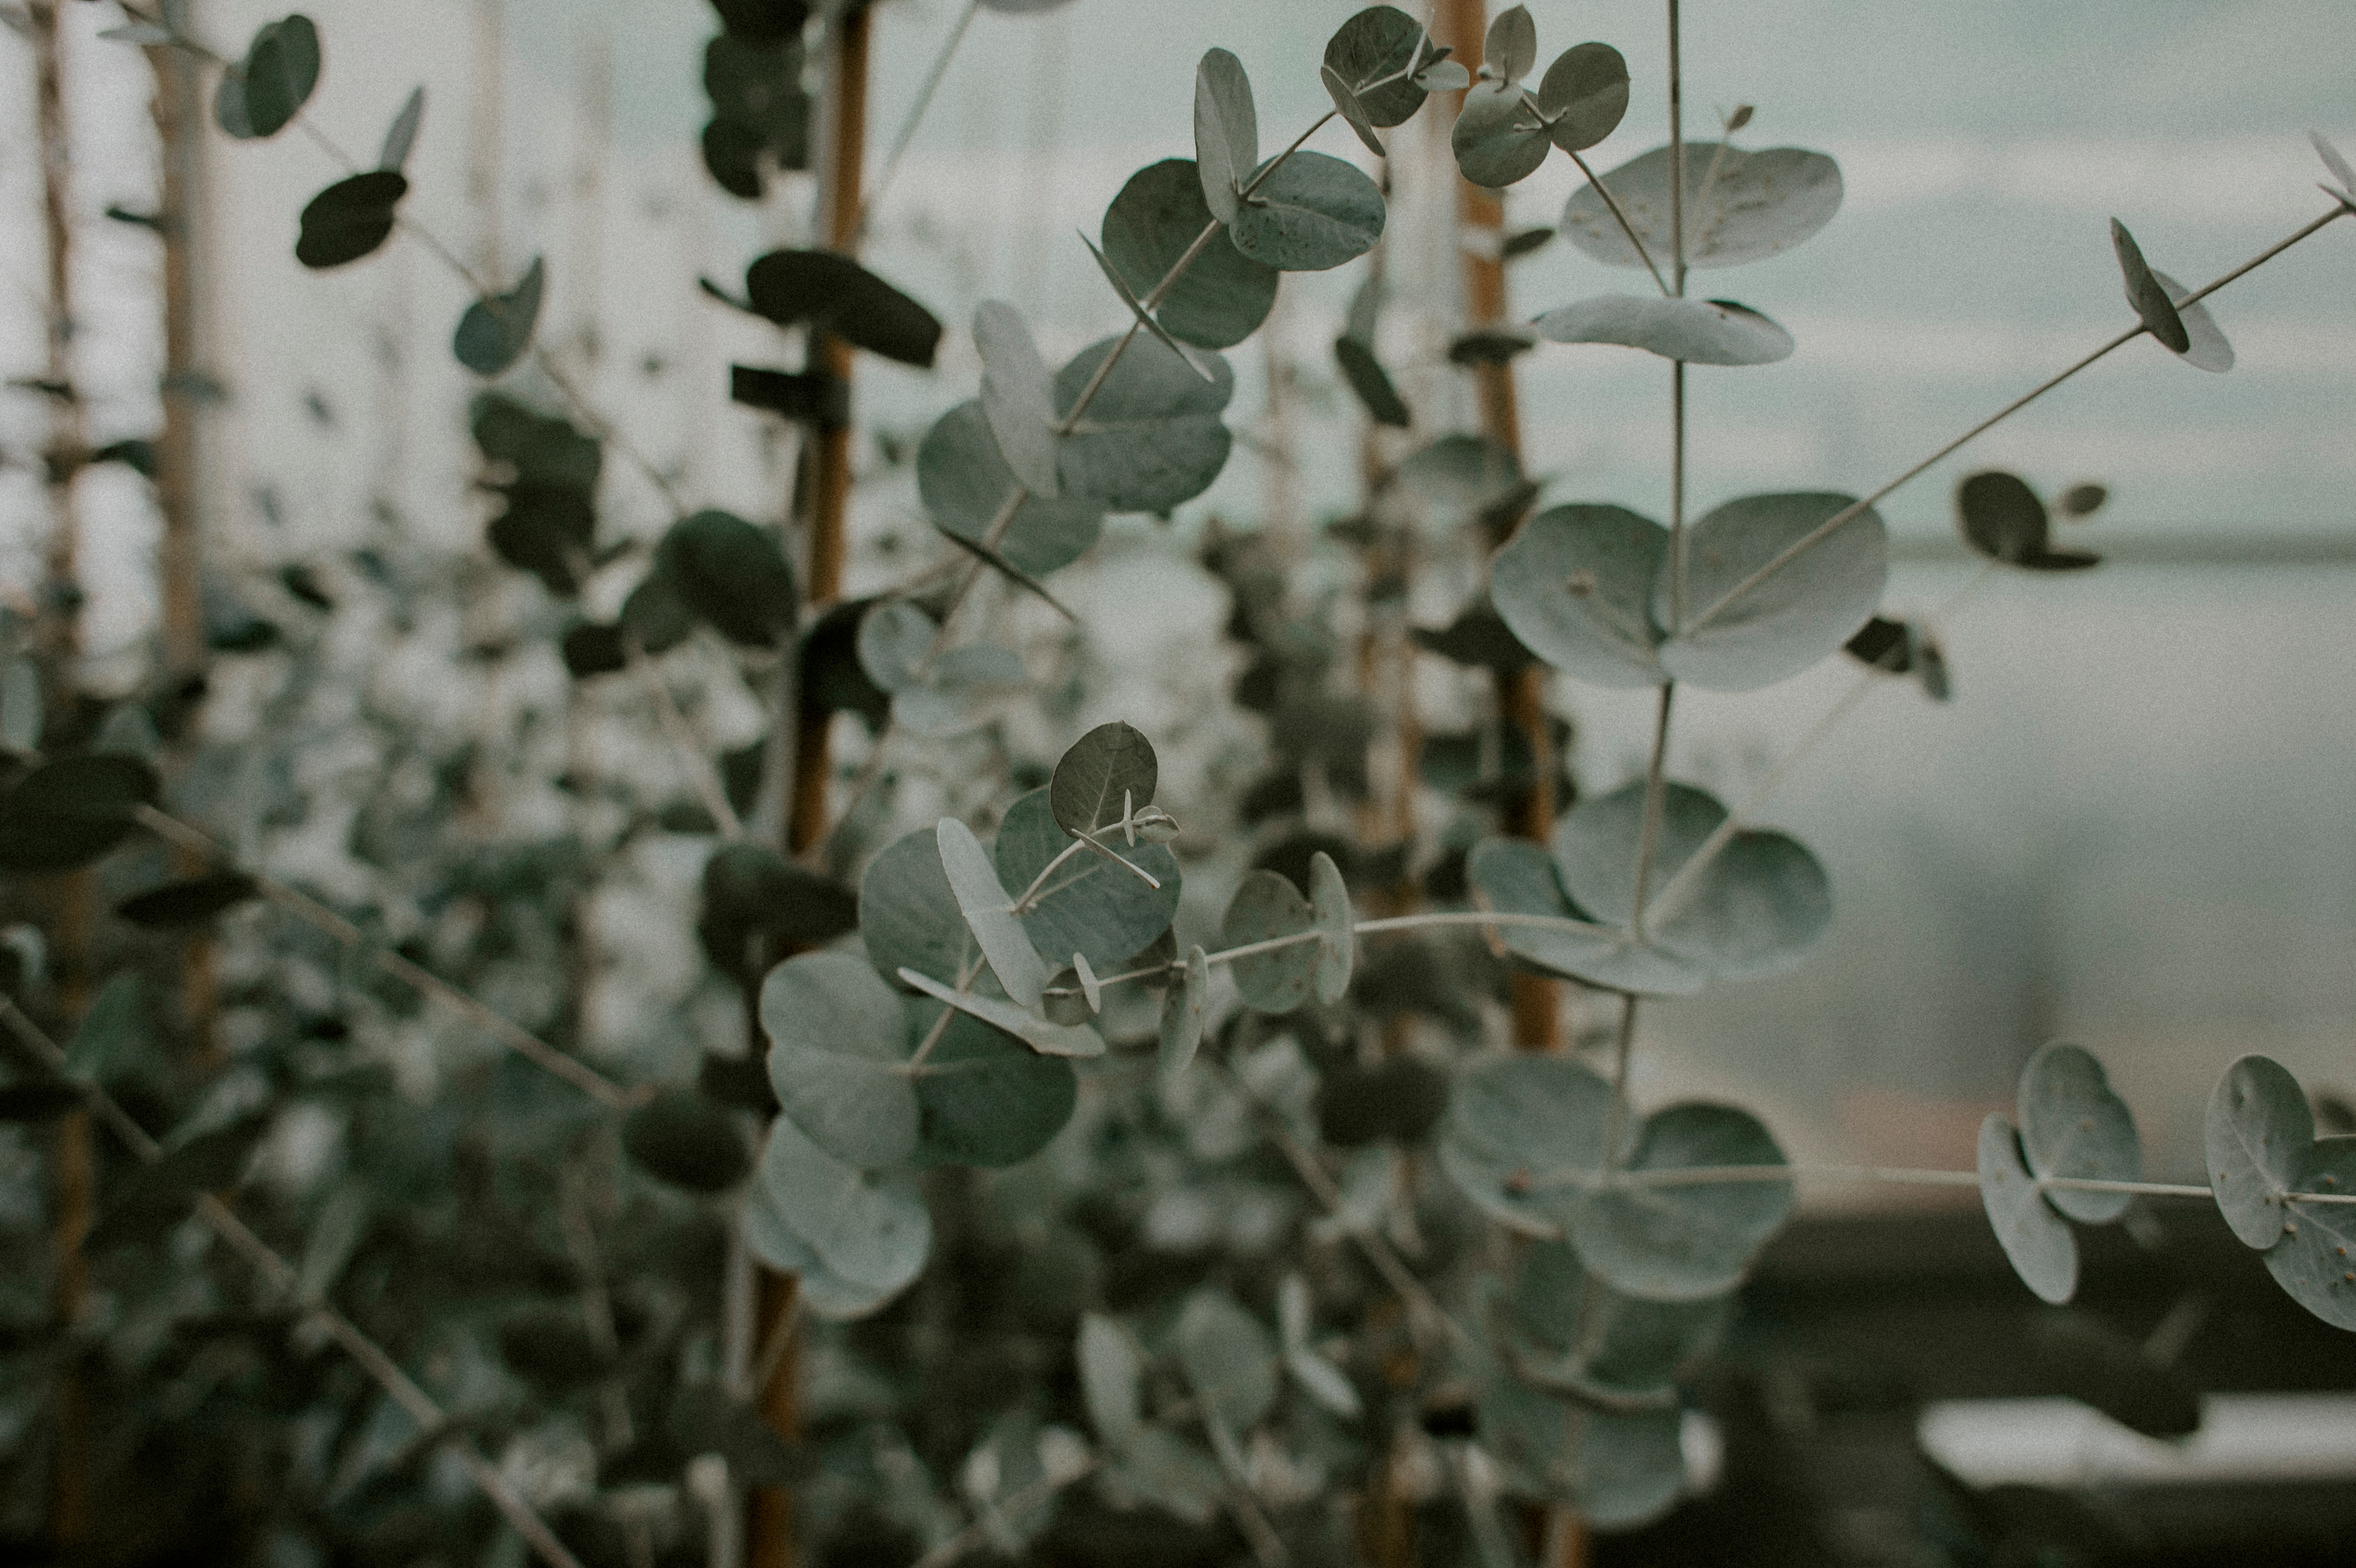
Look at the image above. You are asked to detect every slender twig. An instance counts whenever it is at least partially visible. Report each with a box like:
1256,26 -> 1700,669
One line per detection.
1624,684 -> 1676,943
1667,0 -> 1685,297
1564,149 -> 1669,296
130,806 -> 646,1110
630,643 -> 744,839
0,997 -> 589,1568
853,0 -> 980,242
1682,203 -> 2354,638
1513,1158 -> 2356,1206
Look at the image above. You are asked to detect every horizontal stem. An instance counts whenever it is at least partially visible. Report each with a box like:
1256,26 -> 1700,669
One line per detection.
1521,1160 -> 2356,1207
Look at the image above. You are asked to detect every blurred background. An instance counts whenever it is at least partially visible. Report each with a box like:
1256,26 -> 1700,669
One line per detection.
5,0 -> 2355,1183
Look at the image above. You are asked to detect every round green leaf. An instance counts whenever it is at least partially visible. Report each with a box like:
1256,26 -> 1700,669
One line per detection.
1193,49 -> 1257,226
1560,142 -> 1843,272
751,1113 -> 931,1295
1052,335 -> 1234,515
1978,1112 -> 2078,1305
1101,160 -> 1278,351
1159,946 -> 1209,1079
918,401 -> 1104,575
1476,1375 -> 1684,1528
2205,1054 -> 2312,1250
2262,1136 -> 2356,1330
1221,869 -> 1319,1014
221,15 -> 321,141
1511,1241 -> 1732,1398
892,643 -> 1026,738
1334,336 -> 1411,427
937,816 -> 1048,1011
1452,83 -> 1551,189
855,600 -> 936,694
760,952 -> 918,1169
1176,1288 -> 1278,1435
1321,6 -> 1430,128
1656,491 -> 1888,690
1956,471 -> 2099,572
1485,6 -> 1536,84
1228,151 -> 1385,272
1537,43 -> 1630,153
659,509 -> 798,648
0,754 -> 160,871
911,1006 -> 1076,1168
974,300 -> 1061,497
1049,721 -> 1158,836
860,827 -> 971,991
1437,1055 -> 1623,1236
453,256 -> 546,378
295,171 -> 407,270
1531,294 -> 1794,366
2018,1043 -> 2142,1225
623,1089 -> 752,1194
1491,503 -> 1668,687
2149,268 -> 2234,373
2108,218 -> 2191,354
1466,837 -> 1703,996
1568,1103 -> 1793,1302
995,788 -> 1179,975
1308,850 -> 1354,1005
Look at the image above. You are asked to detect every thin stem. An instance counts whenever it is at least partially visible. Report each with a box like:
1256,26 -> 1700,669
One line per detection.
0,997 -> 588,1568
1516,1160 -> 2356,1206
852,0 -> 979,243
131,806 -> 646,1110
1625,683 -> 1677,942
1683,203 -> 2353,638
1669,360 -> 1687,629
906,952 -> 985,1070
1563,149 -> 1670,296
1667,0 -> 1685,296
631,643 -> 744,840
1600,995 -> 1640,1175
1010,837 -> 1091,912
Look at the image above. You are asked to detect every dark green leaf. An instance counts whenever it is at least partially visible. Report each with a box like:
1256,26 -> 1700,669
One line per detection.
1476,1376 -> 1684,1528
0,1081 -> 83,1122
709,0 -> 809,44
1956,471 -> 2099,572
1192,49 -> 1256,225
658,510 -> 797,648
624,1089 -> 751,1193
1452,82 -> 1551,189
64,975 -> 146,1081
1309,850 -> 1353,1005
1101,160 -> 1279,350
2149,267 -> 2233,372
2262,1136 -> 2356,1330
1334,336 -> 1411,427
453,256 -> 546,378
859,828 -> 972,991
89,1115 -> 268,1252
749,1108 -> 932,1298
499,1307 -> 611,1389
1158,946 -> 1209,1079
1437,1055 -> 1625,1236
0,753 -> 161,871
295,171 -> 407,270
995,788 -> 1179,975
561,621 -> 628,678
115,872 -> 258,929
1050,721 -> 1158,836
220,15 -> 320,141
2109,218 -> 2190,354
1411,604 -> 1535,674
1228,152 -> 1385,272
745,250 -> 941,367
2030,1312 -> 2202,1438
1537,43 -> 1629,152
1511,1241 -> 1732,1398
912,1006 -> 1075,1167
918,401 -> 1104,574
1485,6 -> 1536,84
485,482 -> 594,594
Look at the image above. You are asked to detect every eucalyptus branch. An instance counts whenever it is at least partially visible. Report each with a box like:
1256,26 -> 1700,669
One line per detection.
130,806 -> 648,1110
0,996 -> 589,1568
1515,1157 -> 2356,1207
1564,149 -> 1669,296
1624,683 -> 1676,943
853,0 -> 980,243
1682,201 -> 2355,637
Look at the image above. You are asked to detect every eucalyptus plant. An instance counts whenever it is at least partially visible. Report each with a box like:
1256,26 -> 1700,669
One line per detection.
3,2 -> 2354,1566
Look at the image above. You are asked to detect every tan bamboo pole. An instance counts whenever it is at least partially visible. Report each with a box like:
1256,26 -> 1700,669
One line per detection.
1439,0 -> 1558,1057
27,5 -> 95,1550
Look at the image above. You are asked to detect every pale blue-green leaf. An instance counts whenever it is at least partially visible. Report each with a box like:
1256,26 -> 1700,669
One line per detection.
1159,946 -> 1209,1079
936,817 -> 1047,1010
1537,43 -> 1629,153
2205,1054 -> 2312,1249
1076,229 -> 1218,381
742,1174 -> 905,1320
1321,65 -> 1385,157
0,659 -> 40,752
1979,1112 -> 2078,1305
753,1113 -> 932,1297
855,599 -> 936,693
1656,491 -> 1887,690
1229,151 -> 1385,272
1531,294 -> 1792,366
101,22 -> 179,44
1511,1241 -> 1732,1397
1398,433 -> 1522,512
1437,1055 -> 1624,1236
1650,828 -> 1832,980
1192,48 -> 1256,225
65,974 -> 146,1081
918,401 -> 1104,575
1100,159 -> 1277,350
911,1005 -> 1077,1168
1476,1376 -> 1684,1528
1176,1287 -> 1278,1434
1452,82 -> 1551,190
898,967 -> 1105,1059
1108,1431 -> 1225,1526
378,85 -> 425,172
2110,218 -> 2191,354
760,951 -> 919,1169
1416,59 -> 1471,93
1308,850 -> 1353,1005
1490,503 -> 1666,687
973,300 -> 1061,496
1287,1345 -> 1362,1418
994,787 -> 1179,973
1560,142 -> 1842,272
1466,837 -> 1703,996
860,828 -> 971,991
893,644 -> 1026,737
2262,1136 -> 2356,1331
1221,868 -> 1318,1014
1052,334 -> 1233,514
1569,1103 -> 1793,1301
1485,6 -> 1536,84
454,255 -> 546,377
1079,1314 -> 1143,1444
2018,1043 -> 2142,1225
2150,268 -> 2233,373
